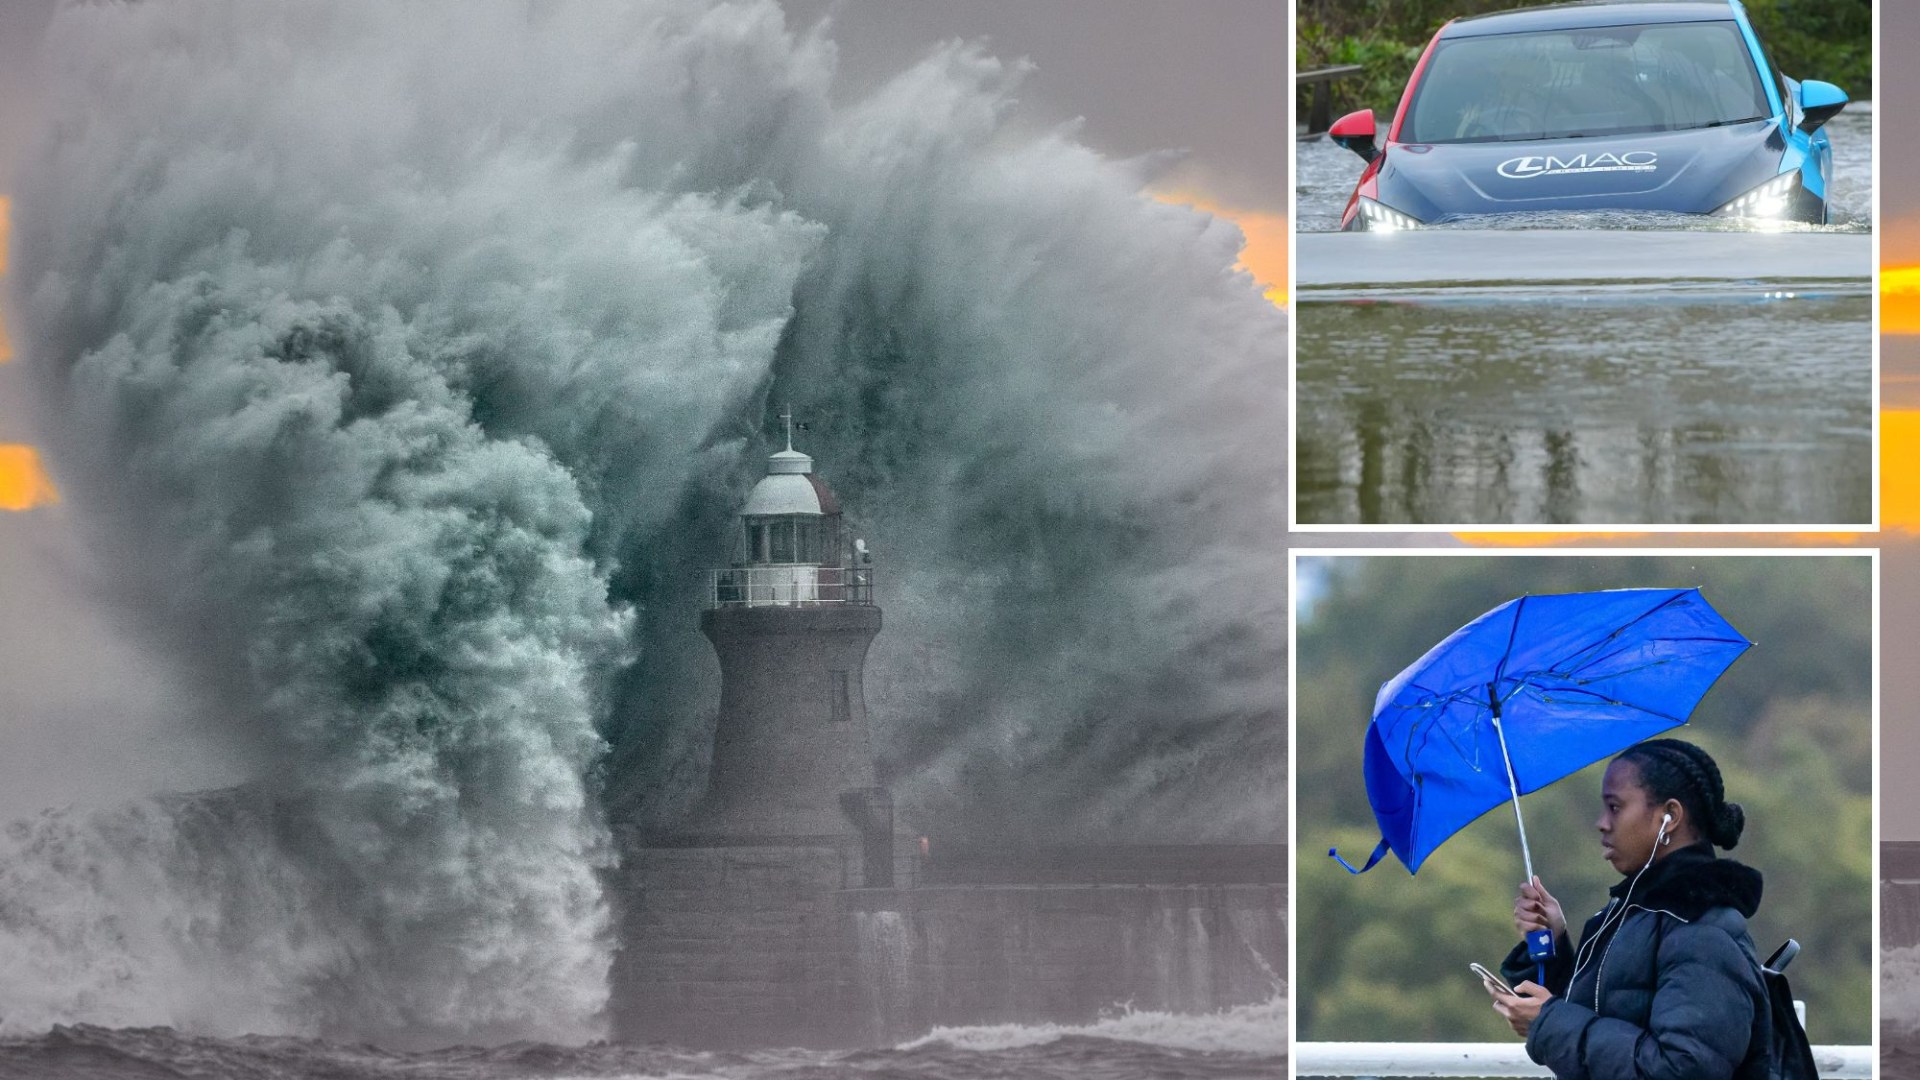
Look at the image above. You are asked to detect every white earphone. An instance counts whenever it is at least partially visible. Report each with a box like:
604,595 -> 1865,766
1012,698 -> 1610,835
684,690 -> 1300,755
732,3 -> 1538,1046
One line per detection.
1573,809 -> 1678,985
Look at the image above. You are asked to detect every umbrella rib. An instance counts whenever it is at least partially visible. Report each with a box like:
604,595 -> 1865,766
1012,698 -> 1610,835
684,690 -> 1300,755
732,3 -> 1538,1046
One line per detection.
1405,705 -> 1487,774
1493,595 -> 1529,688
1559,635 -> 1751,680
1527,684 -> 1689,722
1413,678 -> 1532,712
1421,658 -> 1706,707
1400,682 -> 1533,777
1559,643 -> 1661,679
1528,658 -> 1669,685
1543,589 -> 1692,673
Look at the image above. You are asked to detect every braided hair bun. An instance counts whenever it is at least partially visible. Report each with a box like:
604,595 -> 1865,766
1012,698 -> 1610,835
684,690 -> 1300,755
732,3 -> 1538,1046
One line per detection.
1619,738 -> 1745,850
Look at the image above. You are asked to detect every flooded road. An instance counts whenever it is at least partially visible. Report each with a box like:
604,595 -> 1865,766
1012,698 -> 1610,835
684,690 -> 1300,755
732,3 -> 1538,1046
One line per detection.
1294,295 -> 1872,526
1292,108 -> 1872,526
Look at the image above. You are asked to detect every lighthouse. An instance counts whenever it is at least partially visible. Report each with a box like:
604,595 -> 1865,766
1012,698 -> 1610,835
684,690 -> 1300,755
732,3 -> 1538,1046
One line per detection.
689,413 -> 890,868
609,415 -> 1285,1048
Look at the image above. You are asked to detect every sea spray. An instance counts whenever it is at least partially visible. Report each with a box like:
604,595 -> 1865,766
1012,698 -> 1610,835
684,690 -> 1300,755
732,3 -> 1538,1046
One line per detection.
901,994 -> 1289,1056
1888,945 -> 1920,1037
754,46 -> 1287,844
8,0 -> 1284,1041
12,0 -> 822,1041
0,789 -> 341,1035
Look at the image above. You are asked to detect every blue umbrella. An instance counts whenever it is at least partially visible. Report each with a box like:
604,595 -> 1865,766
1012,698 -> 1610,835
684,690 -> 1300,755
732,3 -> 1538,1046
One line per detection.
1331,587 -> 1752,879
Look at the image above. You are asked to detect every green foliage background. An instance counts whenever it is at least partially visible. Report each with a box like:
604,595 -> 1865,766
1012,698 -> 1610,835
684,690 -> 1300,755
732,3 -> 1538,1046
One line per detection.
1295,555 -> 1872,1046
1297,0 -> 1873,120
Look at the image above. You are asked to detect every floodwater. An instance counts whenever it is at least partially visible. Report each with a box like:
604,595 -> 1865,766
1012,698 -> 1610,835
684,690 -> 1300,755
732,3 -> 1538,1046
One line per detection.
1295,294 -> 1871,526
1293,108 -> 1872,527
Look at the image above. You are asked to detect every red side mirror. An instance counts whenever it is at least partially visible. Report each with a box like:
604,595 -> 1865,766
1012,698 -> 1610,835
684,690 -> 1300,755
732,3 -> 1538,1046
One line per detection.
1329,109 -> 1376,140
1330,109 -> 1381,164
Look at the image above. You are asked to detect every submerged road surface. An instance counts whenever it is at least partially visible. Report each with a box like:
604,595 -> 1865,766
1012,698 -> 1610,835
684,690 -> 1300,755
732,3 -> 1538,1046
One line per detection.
1295,230 -> 1871,295
1293,227 -> 1873,527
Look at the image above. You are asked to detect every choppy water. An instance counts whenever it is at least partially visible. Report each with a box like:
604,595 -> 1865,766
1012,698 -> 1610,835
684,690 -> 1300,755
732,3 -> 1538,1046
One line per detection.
1295,295 -> 1872,526
1887,1042 -> 1920,1080
0,1000 -> 1287,1080
1295,106 -> 1873,233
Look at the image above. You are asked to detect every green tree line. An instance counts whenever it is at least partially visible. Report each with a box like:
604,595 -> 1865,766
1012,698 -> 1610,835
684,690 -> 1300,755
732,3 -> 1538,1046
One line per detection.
1295,555 -> 1872,1046
1298,0 -> 1872,120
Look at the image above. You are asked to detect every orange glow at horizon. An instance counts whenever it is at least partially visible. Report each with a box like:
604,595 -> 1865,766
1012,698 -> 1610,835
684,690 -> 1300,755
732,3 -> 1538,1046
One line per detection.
1885,411 -> 1920,531
0,445 -> 57,510
1153,191 -> 1286,307
1885,265 -> 1920,334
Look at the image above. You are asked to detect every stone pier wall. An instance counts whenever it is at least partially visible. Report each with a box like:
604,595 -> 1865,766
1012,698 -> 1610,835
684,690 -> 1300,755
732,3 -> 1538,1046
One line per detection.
610,839 -> 1286,1048
610,841 -> 863,1048
841,884 -> 1286,1045
1884,843 -> 1920,950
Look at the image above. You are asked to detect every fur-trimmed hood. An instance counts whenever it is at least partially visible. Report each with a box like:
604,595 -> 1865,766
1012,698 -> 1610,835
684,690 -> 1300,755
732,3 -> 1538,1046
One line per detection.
1612,842 -> 1763,921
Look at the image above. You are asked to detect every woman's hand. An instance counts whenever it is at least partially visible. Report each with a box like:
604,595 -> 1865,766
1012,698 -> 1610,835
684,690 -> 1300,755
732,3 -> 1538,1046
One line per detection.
1513,875 -> 1567,941
1491,980 -> 1553,1037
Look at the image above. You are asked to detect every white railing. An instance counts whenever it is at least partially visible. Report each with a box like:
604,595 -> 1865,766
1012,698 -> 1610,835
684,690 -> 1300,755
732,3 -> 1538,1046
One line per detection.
709,565 -> 874,607
1295,1042 -> 1873,1078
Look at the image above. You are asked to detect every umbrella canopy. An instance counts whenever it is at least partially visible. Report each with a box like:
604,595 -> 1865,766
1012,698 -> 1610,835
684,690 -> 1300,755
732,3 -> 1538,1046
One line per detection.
1336,587 -> 1752,875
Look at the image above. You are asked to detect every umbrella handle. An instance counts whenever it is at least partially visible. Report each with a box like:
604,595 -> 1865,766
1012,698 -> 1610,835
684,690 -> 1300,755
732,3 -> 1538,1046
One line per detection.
1526,927 -> 1557,989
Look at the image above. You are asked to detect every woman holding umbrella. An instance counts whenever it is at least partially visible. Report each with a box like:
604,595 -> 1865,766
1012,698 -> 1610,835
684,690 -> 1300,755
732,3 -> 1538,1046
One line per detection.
1489,738 -> 1773,1080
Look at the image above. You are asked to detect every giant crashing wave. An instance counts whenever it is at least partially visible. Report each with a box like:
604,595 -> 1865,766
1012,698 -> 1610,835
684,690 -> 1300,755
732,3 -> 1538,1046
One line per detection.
4,0 -> 1285,1044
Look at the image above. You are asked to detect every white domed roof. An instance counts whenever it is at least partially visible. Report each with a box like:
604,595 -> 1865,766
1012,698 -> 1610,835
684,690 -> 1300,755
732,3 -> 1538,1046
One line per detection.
740,445 -> 841,517
743,473 -> 825,516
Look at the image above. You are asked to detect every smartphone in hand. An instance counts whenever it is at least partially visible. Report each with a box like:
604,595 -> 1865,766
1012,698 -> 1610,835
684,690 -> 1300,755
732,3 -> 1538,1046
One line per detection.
1471,962 -> 1516,997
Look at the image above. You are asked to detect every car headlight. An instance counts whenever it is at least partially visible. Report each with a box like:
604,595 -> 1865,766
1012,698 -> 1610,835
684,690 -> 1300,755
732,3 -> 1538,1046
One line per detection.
1355,196 -> 1423,232
1713,171 -> 1801,219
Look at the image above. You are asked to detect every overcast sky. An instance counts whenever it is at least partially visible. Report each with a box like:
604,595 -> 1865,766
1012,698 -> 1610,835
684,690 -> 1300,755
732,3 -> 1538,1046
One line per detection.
0,0 -> 1283,205
1886,2 -> 1912,264
780,0 -> 1284,209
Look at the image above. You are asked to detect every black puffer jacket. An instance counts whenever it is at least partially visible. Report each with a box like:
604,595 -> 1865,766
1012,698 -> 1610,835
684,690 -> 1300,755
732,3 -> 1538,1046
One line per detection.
1499,844 -> 1771,1080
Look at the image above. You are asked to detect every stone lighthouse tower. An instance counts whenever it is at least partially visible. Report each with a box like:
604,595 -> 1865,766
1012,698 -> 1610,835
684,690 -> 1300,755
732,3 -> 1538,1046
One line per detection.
610,417 -> 895,1047
609,415 -> 1287,1049
688,414 -> 890,866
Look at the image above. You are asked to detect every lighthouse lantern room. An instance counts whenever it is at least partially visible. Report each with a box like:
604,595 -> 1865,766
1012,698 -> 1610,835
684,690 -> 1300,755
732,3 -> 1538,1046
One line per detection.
711,410 -> 872,608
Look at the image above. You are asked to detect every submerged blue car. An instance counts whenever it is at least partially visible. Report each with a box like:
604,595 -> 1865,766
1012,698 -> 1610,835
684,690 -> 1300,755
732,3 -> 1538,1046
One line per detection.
1329,0 -> 1849,230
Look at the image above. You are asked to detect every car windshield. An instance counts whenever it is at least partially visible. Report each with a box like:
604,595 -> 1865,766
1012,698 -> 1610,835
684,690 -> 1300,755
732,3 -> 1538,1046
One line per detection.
1404,21 -> 1771,143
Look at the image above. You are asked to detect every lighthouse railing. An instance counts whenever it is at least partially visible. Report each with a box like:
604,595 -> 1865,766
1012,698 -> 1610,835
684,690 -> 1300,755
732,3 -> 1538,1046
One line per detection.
709,565 -> 875,607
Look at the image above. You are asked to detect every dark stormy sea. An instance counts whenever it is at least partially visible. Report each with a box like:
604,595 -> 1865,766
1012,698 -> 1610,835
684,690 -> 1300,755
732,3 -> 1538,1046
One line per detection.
0,998 -> 1286,1080
1885,941 -> 1920,1079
